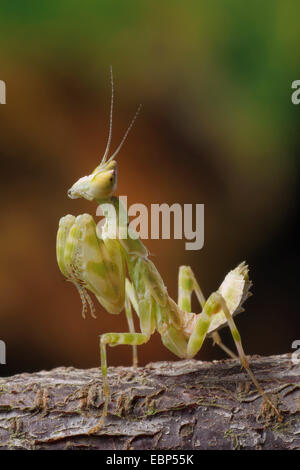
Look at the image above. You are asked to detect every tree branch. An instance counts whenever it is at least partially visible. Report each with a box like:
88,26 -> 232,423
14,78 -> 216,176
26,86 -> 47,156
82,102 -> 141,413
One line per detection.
0,354 -> 299,450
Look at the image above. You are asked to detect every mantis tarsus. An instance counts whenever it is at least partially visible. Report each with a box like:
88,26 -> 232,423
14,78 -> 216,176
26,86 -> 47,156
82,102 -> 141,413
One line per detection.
56,68 -> 282,432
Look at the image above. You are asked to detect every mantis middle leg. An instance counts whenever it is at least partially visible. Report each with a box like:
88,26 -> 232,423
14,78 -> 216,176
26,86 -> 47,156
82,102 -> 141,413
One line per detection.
125,278 -> 140,367
89,281 -> 153,433
88,332 -> 150,434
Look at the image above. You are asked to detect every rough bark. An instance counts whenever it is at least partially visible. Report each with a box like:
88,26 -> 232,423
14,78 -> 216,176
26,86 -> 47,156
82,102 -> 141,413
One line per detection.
0,353 -> 299,450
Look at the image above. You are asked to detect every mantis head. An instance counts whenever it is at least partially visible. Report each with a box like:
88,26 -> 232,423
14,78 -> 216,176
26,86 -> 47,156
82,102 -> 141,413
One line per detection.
68,159 -> 117,201
67,66 -> 141,203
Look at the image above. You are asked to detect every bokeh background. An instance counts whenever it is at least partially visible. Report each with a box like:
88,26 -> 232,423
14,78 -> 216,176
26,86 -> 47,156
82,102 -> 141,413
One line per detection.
0,1 -> 299,376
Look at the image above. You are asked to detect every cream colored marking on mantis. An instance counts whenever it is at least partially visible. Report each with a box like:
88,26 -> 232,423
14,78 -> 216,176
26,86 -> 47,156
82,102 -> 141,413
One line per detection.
56,68 -> 282,432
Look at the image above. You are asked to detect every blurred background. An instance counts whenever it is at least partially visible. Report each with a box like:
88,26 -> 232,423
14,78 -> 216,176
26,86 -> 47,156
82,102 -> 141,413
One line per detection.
0,0 -> 299,376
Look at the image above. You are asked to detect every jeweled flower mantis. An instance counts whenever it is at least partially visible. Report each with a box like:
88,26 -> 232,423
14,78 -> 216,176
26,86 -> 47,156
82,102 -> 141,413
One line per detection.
56,68 -> 282,432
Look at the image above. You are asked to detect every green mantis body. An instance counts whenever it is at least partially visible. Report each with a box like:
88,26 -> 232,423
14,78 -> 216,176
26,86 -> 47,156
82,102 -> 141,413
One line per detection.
56,70 -> 281,431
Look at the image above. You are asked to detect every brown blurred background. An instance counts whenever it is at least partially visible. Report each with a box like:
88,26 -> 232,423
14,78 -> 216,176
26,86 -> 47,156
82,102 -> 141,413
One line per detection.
0,1 -> 299,376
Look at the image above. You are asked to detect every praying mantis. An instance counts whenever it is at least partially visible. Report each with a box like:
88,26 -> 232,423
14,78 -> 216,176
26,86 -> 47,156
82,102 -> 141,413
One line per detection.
56,68 -> 282,432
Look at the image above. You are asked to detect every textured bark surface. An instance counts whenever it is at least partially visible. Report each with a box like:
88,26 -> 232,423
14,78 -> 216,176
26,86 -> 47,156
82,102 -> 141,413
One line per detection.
0,353 -> 299,450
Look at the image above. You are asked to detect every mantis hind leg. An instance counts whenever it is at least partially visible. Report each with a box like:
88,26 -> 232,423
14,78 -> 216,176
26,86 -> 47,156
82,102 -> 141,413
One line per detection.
179,266 -> 281,418
178,266 -> 236,358
210,292 -> 282,420
89,331 -> 149,434
211,331 -> 237,359
178,265 -> 205,312
184,288 -> 282,419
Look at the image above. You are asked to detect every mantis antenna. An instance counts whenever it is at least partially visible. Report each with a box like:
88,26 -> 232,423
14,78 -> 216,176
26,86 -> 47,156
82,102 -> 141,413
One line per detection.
101,67 -> 142,165
106,103 -> 142,164
101,65 -> 114,164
